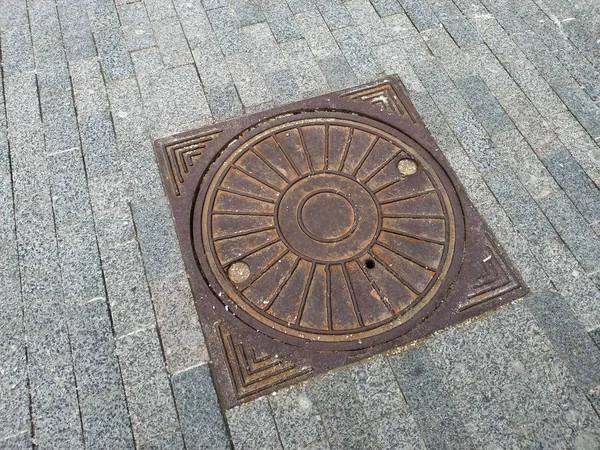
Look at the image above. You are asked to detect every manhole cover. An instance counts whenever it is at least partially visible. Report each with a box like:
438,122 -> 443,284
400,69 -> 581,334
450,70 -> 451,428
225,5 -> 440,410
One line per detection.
155,78 -> 527,407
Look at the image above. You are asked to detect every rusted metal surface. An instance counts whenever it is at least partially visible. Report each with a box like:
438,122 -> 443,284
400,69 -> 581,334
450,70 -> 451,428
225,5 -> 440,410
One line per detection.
154,77 -> 528,408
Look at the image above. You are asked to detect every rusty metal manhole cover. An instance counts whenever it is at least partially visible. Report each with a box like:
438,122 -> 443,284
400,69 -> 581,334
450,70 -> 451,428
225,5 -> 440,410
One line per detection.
155,78 -> 527,408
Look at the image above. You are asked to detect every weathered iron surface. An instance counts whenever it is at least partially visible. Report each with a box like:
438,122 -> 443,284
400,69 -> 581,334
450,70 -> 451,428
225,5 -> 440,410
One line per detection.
154,77 -> 528,408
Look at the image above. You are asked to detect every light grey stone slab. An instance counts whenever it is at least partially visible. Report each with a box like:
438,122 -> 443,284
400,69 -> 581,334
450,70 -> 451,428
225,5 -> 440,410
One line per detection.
263,0 -> 302,43
0,431 -> 31,450
143,0 -> 177,21
343,0 -> 395,47
312,0 -> 353,30
231,0 -> 265,26
69,58 -> 111,119
116,327 -> 180,446
430,0 -> 481,47
269,385 -> 326,450
172,0 -> 217,50
265,69 -> 303,104
280,39 -> 328,96
153,17 -> 194,68
553,84 -> 600,140
396,0 -> 440,31
0,0 -> 28,30
294,10 -> 342,60
0,25 -> 35,77
204,83 -> 244,120
242,22 -> 288,74
317,56 -> 358,90
331,26 -> 383,80
226,397 -> 283,450
57,0 -> 96,61
138,432 -> 186,450
118,2 -> 156,51
207,6 -> 249,55
389,346 -> 474,449
77,111 -> 122,178
39,89 -> 80,154
71,298 -> 134,449
94,27 -> 134,81
287,0 -> 316,14
368,0 -> 403,17
370,408 -> 426,450
172,364 -> 230,450
225,52 -> 273,107
149,271 -> 208,372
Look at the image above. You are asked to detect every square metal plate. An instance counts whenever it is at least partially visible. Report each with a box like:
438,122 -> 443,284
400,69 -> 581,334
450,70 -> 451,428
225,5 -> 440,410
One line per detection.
154,77 -> 528,408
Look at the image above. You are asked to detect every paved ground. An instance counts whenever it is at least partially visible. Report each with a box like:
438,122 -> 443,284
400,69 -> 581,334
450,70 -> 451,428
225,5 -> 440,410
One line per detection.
1,0 -> 600,448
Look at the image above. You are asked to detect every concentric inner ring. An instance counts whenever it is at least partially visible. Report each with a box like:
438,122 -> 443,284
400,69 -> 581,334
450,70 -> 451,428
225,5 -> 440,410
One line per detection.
298,189 -> 357,243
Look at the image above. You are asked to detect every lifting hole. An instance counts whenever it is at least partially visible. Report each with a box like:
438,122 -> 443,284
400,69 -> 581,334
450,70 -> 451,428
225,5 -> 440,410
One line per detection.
365,259 -> 375,269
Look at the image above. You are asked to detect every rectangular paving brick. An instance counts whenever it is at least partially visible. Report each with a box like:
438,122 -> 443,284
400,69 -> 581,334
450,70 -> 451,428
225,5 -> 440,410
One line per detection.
152,17 -> 194,68
397,0 -> 440,31
430,0 -> 481,47
294,10 -> 342,60
226,397 -> 282,450
118,2 -> 156,51
280,38 -> 328,95
344,0 -> 395,47
262,0 -> 302,43
331,26 -> 383,80
0,25 -> 35,77
57,0 -> 96,61
207,6 -> 249,55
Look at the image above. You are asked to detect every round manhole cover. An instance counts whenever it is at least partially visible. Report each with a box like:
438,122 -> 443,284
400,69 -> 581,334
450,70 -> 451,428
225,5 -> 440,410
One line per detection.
194,111 -> 464,350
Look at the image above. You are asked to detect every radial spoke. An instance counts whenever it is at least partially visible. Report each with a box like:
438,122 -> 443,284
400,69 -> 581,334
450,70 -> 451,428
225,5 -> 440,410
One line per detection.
373,178 -> 398,194
212,211 -> 273,216
262,256 -> 300,310
233,165 -> 282,192
326,264 -> 332,330
361,148 -> 403,184
241,249 -> 289,290
213,225 -> 275,242
272,133 -> 302,177
368,251 -> 420,295
378,189 -> 436,205
382,214 -> 445,219
381,227 -> 445,246
295,262 -> 316,326
325,124 -> 330,171
352,137 -> 379,177
298,127 -> 314,173
217,186 -> 276,204
338,128 -> 354,172
342,263 -> 364,327
374,241 -> 435,271
356,258 -> 395,315
225,238 -> 280,266
250,148 -> 291,183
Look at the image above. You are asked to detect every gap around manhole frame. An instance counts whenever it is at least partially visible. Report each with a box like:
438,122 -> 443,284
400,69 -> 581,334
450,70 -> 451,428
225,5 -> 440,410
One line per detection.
154,76 -> 528,408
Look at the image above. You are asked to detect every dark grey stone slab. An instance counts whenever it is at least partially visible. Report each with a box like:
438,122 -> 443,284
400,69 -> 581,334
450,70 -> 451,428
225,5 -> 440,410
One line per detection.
231,0 -> 265,26
430,0 -> 481,47
57,0 -> 96,61
138,432 -> 186,450
369,0 -> 403,17
280,39 -> 328,96
318,56 -> 359,90
526,291 -> 600,391
94,27 -> 135,81
455,75 -> 514,135
172,364 -> 230,450
71,298 -> 134,449
205,83 -> 244,120
538,192 -> 600,274
39,89 -> 80,154
313,0 -> 353,30
207,6 -> 249,56
294,10 -> 342,60
553,84 -> 600,140
332,26 -> 383,80
269,385 -> 326,449
389,346 -> 474,449
397,0 -> 440,31
265,69 -> 303,104
77,112 -> 122,178
226,397 -> 282,450
263,0 -> 302,43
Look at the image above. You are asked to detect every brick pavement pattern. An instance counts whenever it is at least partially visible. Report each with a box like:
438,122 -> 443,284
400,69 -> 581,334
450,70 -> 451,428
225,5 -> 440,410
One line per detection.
1,0 -> 600,448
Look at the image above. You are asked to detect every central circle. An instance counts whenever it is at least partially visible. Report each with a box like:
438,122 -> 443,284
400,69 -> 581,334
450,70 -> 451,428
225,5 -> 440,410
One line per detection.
299,190 -> 357,242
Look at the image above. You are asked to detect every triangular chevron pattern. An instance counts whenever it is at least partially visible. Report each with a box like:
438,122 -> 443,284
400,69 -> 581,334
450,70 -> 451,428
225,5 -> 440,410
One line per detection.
460,244 -> 520,311
342,83 -> 415,122
217,323 -> 312,399
163,129 -> 221,196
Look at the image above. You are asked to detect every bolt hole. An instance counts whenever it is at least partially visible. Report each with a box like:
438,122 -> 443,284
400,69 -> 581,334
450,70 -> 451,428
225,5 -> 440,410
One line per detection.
365,259 -> 375,269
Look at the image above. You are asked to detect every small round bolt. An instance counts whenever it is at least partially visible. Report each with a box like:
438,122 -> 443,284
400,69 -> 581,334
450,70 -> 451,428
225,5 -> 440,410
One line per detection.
228,262 -> 250,283
397,158 -> 418,176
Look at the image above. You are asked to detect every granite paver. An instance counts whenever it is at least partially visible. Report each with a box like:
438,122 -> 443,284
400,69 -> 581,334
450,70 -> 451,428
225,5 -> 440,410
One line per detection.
1,0 -> 600,448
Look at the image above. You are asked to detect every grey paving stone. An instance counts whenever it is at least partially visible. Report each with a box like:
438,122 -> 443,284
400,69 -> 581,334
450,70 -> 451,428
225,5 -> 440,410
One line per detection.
190,43 -> 233,89
39,89 -> 80,154
526,290 -> 600,391
94,28 -> 135,81
318,55 -> 359,90
56,218 -> 105,305
131,48 -> 211,138
56,0 -> 96,61
231,0 -> 265,26
368,0 -> 403,16
172,0 -> 218,50
71,298 -> 134,449
294,10 -> 342,60
538,192 -> 600,274
554,45 -> 600,102
86,0 -> 120,31
389,346 -> 474,449
205,83 -> 244,120
153,17 -> 194,68
331,26 -> 383,81
0,432 -> 31,450
242,22 -> 288,73
172,364 -> 229,450
454,75 -> 514,135
116,327 -> 180,446
280,39 -> 328,96
226,397 -> 282,450
370,408 -> 425,449
263,0 -> 302,43
553,84 -> 600,140
69,58 -> 111,119
0,25 -> 35,77
149,271 -> 208,372
207,6 -> 249,55
118,2 -> 156,51
396,0 -> 440,31
265,69 -> 303,104
352,357 -> 406,421
541,148 -> 600,226
372,43 -> 425,95
430,0 -> 481,47
269,385 -> 326,450
226,52 -> 273,107
313,0 -> 353,30
87,171 -> 127,217
131,196 -> 185,280
100,240 -> 156,337
144,0 -> 177,21
77,112 -> 122,178
286,0 -> 316,14
138,431 -> 186,450
0,0 -> 28,30
343,0 -> 395,47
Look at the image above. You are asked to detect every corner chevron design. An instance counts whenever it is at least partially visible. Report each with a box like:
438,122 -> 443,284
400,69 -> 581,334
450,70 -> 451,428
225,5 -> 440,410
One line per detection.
217,323 -> 312,399
460,244 -> 521,311
342,83 -> 415,122
163,129 -> 221,196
